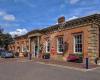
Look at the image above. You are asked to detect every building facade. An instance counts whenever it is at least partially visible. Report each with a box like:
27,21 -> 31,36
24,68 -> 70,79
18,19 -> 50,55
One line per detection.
9,14 -> 100,63
9,35 -> 29,57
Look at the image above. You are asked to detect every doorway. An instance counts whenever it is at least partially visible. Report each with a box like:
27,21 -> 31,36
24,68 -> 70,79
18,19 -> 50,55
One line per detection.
33,37 -> 39,57
34,43 -> 38,57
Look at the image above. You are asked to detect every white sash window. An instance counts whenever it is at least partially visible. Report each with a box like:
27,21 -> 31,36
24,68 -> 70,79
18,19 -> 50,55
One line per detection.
46,40 -> 50,53
57,37 -> 63,53
74,33 -> 82,53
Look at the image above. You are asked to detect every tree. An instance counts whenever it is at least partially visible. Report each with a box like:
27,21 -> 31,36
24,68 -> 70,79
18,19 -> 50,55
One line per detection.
0,27 -> 13,50
0,27 -> 4,48
4,33 -> 13,50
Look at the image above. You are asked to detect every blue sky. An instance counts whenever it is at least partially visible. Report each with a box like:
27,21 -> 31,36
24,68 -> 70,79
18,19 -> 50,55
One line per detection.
0,0 -> 100,36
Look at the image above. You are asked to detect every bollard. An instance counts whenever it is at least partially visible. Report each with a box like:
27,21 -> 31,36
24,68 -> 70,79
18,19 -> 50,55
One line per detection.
29,53 -> 32,60
86,57 -> 89,69
95,57 -> 98,65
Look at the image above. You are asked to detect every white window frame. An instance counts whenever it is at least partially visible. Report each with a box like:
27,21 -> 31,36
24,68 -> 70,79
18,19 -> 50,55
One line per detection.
17,47 -> 20,52
46,41 -> 50,53
73,33 -> 82,53
57,37 -> 64,54
21,44 -> 24,52
21,44 -> 27,52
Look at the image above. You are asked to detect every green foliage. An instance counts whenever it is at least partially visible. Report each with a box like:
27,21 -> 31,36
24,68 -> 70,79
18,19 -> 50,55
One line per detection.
75,53 -> 83,63
44,53 -> 50,56
75,53 -> 83,57
0,27 -> 4,33
0,27 -> 13,50
43,53 -> 50,59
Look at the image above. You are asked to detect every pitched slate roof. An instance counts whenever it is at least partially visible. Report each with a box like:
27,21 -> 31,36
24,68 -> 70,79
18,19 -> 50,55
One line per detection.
15,14 -> 100,38
14,34 -> 28,39
41,14 -> 100,32
27,29 -> 41,35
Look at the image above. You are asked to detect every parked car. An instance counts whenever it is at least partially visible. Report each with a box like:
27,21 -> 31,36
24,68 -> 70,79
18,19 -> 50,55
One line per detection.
67,54 -> 83,63
67,54 -> 79,62
0,51 -> 14,58
0,49 -> 5,56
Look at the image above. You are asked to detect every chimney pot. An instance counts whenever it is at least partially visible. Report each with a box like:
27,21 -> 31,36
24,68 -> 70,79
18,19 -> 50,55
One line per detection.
58,16 -> 65,24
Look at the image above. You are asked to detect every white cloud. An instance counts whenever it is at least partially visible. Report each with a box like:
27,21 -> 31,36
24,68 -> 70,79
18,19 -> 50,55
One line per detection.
3,14 -> 15,21
9,28 -> 28,37
67,16 -> 78,21
0,23 -> 20,28
14,0 -> 36,8
60,4 -> 66,9
66,0 -> 80,4
14,0 -> 18,3
0,11 -> 16,21
0,11 -> 6,16
22,0 -> 36,8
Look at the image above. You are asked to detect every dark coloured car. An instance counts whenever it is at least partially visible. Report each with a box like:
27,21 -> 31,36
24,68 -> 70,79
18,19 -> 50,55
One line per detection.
0,49 -> 5,56
0,51 -> 14,58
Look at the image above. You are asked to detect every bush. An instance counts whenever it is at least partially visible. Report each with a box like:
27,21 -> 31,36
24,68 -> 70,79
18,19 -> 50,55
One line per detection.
14,52 -> 19,57
75,53 -> 83,63
42,53 -> 50,59
75,53 -> 83,57
23,52 -> 28,57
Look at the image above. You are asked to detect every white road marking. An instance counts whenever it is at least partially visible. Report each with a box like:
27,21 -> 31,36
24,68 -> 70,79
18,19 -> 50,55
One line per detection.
36,62 -> 100,72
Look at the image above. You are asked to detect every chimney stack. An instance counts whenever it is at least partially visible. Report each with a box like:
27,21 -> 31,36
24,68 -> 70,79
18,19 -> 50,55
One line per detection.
58,16 -> 65,24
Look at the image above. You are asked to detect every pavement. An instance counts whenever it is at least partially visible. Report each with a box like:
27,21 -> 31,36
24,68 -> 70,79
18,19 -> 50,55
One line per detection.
0,58 -> 100,80
34,58 -> 98,71
0,57 -> 29,64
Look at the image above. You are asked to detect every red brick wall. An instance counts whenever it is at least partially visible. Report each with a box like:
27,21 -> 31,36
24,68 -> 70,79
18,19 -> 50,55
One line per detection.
41,24 -> 91,58
14,37 -> 29,53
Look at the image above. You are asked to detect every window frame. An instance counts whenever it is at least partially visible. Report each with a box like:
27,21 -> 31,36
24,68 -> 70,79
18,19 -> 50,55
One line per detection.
45,40 -> 50,53
21,44 -> 24,52
73,33 -> 83,53
57,37 -> 64,54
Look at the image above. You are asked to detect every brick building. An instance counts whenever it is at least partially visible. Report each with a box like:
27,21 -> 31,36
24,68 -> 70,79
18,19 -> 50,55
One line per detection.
9,35 -> 29,57
9,14 -> 100,63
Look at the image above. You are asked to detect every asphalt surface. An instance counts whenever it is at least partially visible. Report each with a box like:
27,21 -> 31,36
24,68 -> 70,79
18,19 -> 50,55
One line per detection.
0,59 -> 100,80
